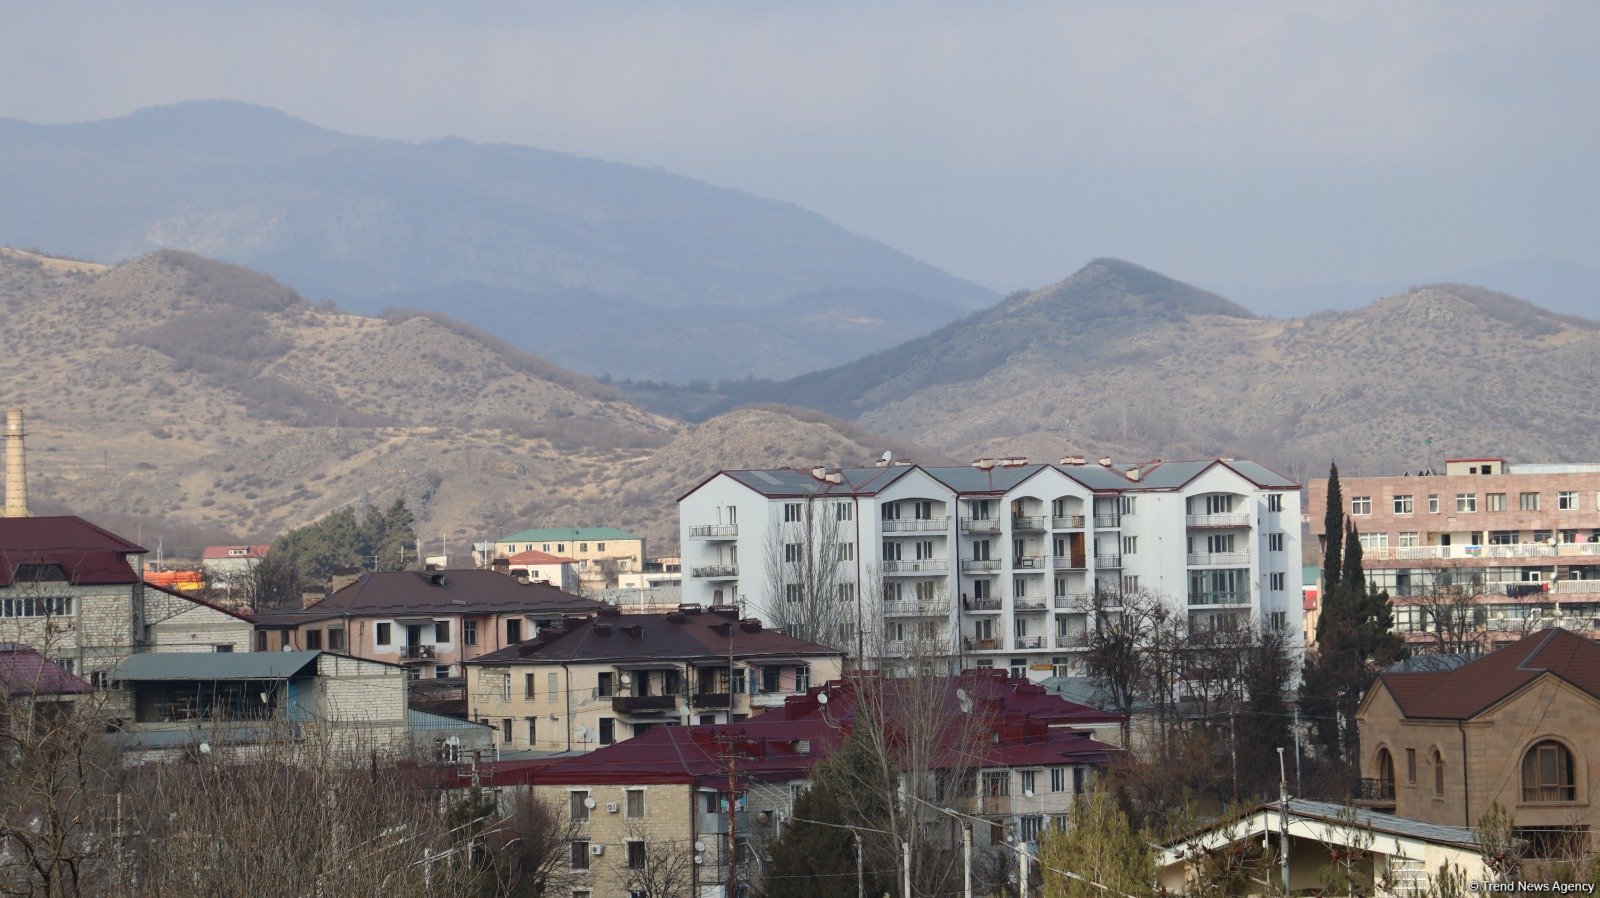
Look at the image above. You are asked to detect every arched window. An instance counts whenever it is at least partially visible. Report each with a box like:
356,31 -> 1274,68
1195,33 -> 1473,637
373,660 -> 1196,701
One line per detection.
1376,747 -> 1396,798
1522,740 -> 1577,802
1433,748 -> 1445,796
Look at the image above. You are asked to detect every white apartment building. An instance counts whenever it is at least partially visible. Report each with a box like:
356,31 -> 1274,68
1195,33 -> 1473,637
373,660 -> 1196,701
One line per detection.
678,457 -> 1303,678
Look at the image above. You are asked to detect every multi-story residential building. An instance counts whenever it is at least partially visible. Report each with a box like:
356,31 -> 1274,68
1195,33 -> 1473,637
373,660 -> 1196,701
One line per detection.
462,604 -> 843,752
679,457 -> 1302,676
462,670 -> 1120,898
493,527 -> 645,590
1356,628 -> 1600,858
501,548 -> 581,592
0,516 -> 257,685
1308,457 -> 1600,646
251,569 -> 602,679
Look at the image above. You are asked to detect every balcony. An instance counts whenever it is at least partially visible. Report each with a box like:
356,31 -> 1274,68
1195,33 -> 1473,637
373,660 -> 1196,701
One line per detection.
699,810 -> 749,835
1011,515 -> 1047,532
1013,599 -> 1048,612
691,692 -> 733,710
398,644 -> 437,662
883,600 -> 945,617
959,518 -> 1003,534
1354,778 -> 1396,808
1188,551 -> 1251,566
688,524 -> 739,540
961,558 -> 1002,573
1051,514 -> 1086,529
611,694 -> 679,714
1093,514 -> 1121,528
1188,591 -> 1253,607
1054,632 -> 1089,649
1052,556 -> 1087,571
1365,543 -> 1600,562
1013,636 -> 1045,650
691,564 -> 739,580
1053,593 -> 1090,609
1186,513 -> 1251,528
1012,555 -> 1047,571
963,596 -> 1003,612
883,559 -> 949,576
882,516 -> 949,533
963,636 -> 1002,651
1094,554 -> 1122,568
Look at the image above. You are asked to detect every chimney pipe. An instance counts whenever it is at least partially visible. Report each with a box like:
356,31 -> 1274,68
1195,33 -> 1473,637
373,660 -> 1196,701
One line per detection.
3,407 -> 27,518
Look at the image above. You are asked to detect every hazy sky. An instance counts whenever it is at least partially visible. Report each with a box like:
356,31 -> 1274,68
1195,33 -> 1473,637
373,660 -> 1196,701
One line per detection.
4,1 -> 1598,303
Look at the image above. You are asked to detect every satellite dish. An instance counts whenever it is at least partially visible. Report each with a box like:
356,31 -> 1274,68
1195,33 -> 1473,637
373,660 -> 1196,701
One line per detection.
882,450 -> 893,463
259,692 -> 270,704
816,693 -> 830,705
676,702 -> 690,716
956,688 -> 968,702
1023,789 -> 1034,799
198,742 -> 212,755
620,674 -> 633,685
583,797 -> 597,809
694,841 -> 706,853
280,644 -> 293,652
445,736 -> 460,747
576,726 -> 588,739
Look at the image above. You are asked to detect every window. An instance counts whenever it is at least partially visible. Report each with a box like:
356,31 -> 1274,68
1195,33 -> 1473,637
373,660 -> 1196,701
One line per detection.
1268,533 -> 1284,552
579,543 -> 588,552
463,620 -> 478,646
1013,577 -> 1027,598
983,772 -> 1010,797
1351,496 -> 1372,515
1268,611 -> 1287,630
305,629 -> 323,650
784,503 -> 802,523
570,840 -> 590,869
1122,536 -> 1137,555
836,501 -> 853,521
626,788 -> 646,818
836,542 -> 855,562
435,620 -> 450,643
525,673 -> 536,699
435,665 -> 452,678
1267,493 -> 1284,512
376,623 -> 392,645
1120,575 -> 1139,593
1456,493 -> 1477,513
1020,769 -> 1037,795
214,644 -> 234,653
1521,492 -> 1541,511
1119,496 -> 1136,516
762,666 -> 781,694
1486,492 -> 1506,512
327,628 -> 345,651
1051,767 -> 1067,792
548,673 -> 559,703
1432,749 -> 1445,797
597,672 -> 614,697
501,719 -> 512,741
1269,573 -> 1286,591
626,840 -> 646,870
1399,532 -> 1421,548
1406,748 -> 1417,784
1357,532 -> 1389,549
1522,740 -> 1576,802
1560,491 -> 1580,511
1428,494 -> 1440,513
1394,495 -> 1414,514
882,502 -> 901,521
570,791 -> 591,821
506,619 -> 522,644
255,631 -> 268,651
597,542 -> 605,551
1489,530 -> 1517,545
599,718 -> 615,745
527,717 -> 537,744
837,583 -> 855,603
913,501 -> 932,520
785,584 -> 803,603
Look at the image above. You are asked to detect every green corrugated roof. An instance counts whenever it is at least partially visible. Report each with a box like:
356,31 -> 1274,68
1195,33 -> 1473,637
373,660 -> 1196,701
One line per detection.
496,527 -> 641,543
111,651 -> 324,681
1303,565 -> 1320,586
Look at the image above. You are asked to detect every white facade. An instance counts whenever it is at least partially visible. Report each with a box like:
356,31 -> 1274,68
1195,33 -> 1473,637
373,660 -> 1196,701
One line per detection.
679,460 -> 1304,678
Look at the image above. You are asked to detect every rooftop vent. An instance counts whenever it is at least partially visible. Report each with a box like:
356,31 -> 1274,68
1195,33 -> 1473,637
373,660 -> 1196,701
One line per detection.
739,618 -> 763,633
1126,468 -> 1141,482
998,456 -> 1028,467
621,625 -> 644,639
666,612 -> 688,624
598,605 -> 622,618
1060,455 -> 1086,466
593,623 -> 613,637
971,458 -> 995,470
810,466 -> 828,481
1098,457 -> 1112,467
677,603 -> 703,613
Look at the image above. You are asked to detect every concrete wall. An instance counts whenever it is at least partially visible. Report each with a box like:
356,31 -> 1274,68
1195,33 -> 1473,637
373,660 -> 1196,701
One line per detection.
530,782 -> 698,898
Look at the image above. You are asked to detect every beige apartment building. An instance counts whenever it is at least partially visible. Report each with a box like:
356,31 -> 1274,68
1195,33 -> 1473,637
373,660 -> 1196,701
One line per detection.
1308,457 -> 1600,645
463,604 -> 843,752
494,527 -> 645,590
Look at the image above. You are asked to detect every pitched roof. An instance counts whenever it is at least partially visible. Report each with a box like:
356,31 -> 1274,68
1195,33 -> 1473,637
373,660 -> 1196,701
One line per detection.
504,549 -> 578,565
1375,628 -> 1600,719
710,466 -> 916,499
201,544 -> 270,560
466,606 -> 841,666
1163,798 -> 1479,854
111,650 -> 328,681
0,515 -> 145,587
496,527 -> 641,543
146,582 -> 256,622
251,569 -> 603,625
0,643 -> 93,696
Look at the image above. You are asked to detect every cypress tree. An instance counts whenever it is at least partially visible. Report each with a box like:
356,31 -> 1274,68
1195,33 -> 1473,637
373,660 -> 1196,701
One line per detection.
1322,462 -> 1344,589
760,736 -> 889,898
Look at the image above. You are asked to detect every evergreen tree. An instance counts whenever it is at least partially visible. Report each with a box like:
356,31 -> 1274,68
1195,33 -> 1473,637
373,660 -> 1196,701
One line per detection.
1236,627 -> 1294,797
1038,786 -> 1155,898
1322,462 -> 1345,589
760,735 -> 889,898
252,500 -> 421,606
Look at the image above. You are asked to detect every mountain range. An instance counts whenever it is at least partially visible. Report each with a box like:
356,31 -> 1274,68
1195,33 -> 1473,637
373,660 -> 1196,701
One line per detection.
0,101 -> 994,381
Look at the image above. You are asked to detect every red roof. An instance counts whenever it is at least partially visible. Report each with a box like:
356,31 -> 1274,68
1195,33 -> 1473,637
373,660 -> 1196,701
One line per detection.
468,670 -> 1122,788
1376,628 -> 1600,720
0,643 -> 93,697
468,606 -> 840,666
505,549 -> 577,565
0,516 -> 145,587
202,544 -> 270,560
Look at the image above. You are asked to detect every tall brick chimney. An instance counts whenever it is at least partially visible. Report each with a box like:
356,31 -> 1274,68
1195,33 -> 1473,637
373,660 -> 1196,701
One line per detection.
2,407 -> 27,518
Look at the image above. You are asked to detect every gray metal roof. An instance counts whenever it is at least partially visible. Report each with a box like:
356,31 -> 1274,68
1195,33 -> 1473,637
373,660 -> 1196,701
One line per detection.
1223,460 -> 1299,488
409,709 -> 492,731
111,651 -> 324,681
1057,464 -> 1137,490
722,466 -> 914,497
1132,460 -> 1211,488
1279,799 -> 1478,849
925,464 -> 1052,494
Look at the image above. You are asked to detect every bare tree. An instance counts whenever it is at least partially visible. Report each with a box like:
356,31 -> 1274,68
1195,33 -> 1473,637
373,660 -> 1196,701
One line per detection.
477,790 -> 586,897
763,497 -> 856,655
621,821 -> 695,898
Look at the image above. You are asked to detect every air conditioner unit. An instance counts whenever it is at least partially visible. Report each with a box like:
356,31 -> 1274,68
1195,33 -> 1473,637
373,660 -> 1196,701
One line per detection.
590,844 -> 606,856
606,802 -> 621,813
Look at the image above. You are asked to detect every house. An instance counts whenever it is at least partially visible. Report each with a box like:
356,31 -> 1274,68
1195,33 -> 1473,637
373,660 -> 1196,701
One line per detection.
1357,628 -> 1600,858
0,515 -> 258,688
464,670 -> 1121,898
617,556 -> 682,591
0,641 -> 93,744
200,544 -> 269,588
108,649 -> 414,761
1158,798 -> 1488,896
493,527 -> 645,590
679,458 -> 1303,676
1308,457 -> 1600,648
251,569 -> 603,680
501,548 -> 581,592
462,604 -> 844,752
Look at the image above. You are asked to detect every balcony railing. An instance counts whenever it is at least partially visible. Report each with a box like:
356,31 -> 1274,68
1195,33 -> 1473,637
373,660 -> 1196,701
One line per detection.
1188,551 -> 1252,566
691,692 -> 733,710
1013,599 -> 1048,612
1054,633 -> 1089,649
882,600 -> 945,617
1012,555 -> 1047,570
1013,636 -> 1045,649
1365,543 -> 1600,562
1093,514 -> 1121,528
1094,554 -> 1122,568
1052,514 -> 1086,529
963,636 -> 1002,651
1188,591 -> 1253,607
963,597 -> 1002,612
1355,778 -> 1396,803
1186,513 -> 1251,528
882,517 -> 949,533
1011,515 -> 1048,531
688,524 -> 739,540
1052,556 -> 1087,570
612,694 -> 679,714
961,558 -> 1002,573
883,559 -> 949,575
691,564 -> 739,579
959,518 -> 1003,534
398,644 -> 437,662
1053,593 -> 1091,608
699,811 -> 749,835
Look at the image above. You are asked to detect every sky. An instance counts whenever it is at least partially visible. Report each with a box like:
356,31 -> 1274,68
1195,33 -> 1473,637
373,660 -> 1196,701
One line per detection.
3,1 -> 1598,310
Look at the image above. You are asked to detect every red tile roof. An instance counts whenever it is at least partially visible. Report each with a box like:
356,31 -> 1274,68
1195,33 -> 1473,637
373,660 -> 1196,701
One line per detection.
1376,628 -> 1600,720
467,606 -> 841,666
201,544 -> 270,560
251,569 -> 602,625
505,549 -> 577,565
0,643 -> 93,697
0,516 -> 145,587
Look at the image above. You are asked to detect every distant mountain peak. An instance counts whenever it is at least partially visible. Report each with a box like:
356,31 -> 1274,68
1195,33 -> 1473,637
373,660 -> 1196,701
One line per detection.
1016,258 -> 1257,321
1364,282 -> 1597,335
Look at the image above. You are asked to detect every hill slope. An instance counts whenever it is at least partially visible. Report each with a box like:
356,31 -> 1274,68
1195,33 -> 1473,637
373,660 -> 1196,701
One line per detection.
0,248 -> 925,550
0,101 -> 994,380
745,259 -> 1600,480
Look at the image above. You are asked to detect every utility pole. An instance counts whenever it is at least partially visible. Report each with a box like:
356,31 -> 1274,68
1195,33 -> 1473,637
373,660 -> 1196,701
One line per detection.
1293,707 -> 1303,795
1018,836 -> 1028,898
1278,747 -> 1290,896
855,831 -> 865,898
713,732 -> 742,898
962,822 -> 974,898
1228,704 -> 1239,804
902,838 -> 912,898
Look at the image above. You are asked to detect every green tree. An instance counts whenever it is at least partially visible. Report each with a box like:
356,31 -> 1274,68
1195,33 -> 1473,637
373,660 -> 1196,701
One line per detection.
252,501 -> 420,607
761,734 -> 890,898
1037,787 -> 1155,898
1236,625 -> 1295,797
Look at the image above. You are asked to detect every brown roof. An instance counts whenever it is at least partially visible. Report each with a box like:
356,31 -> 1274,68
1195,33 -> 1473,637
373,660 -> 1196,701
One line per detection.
251,569 -> 602,625
505,549 -> 577,565
467,606 -> 842,666
0,516 -> 145,587
1376,628 -> 1600,720
201,544 -> 270,560
0,643 -> 93,697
